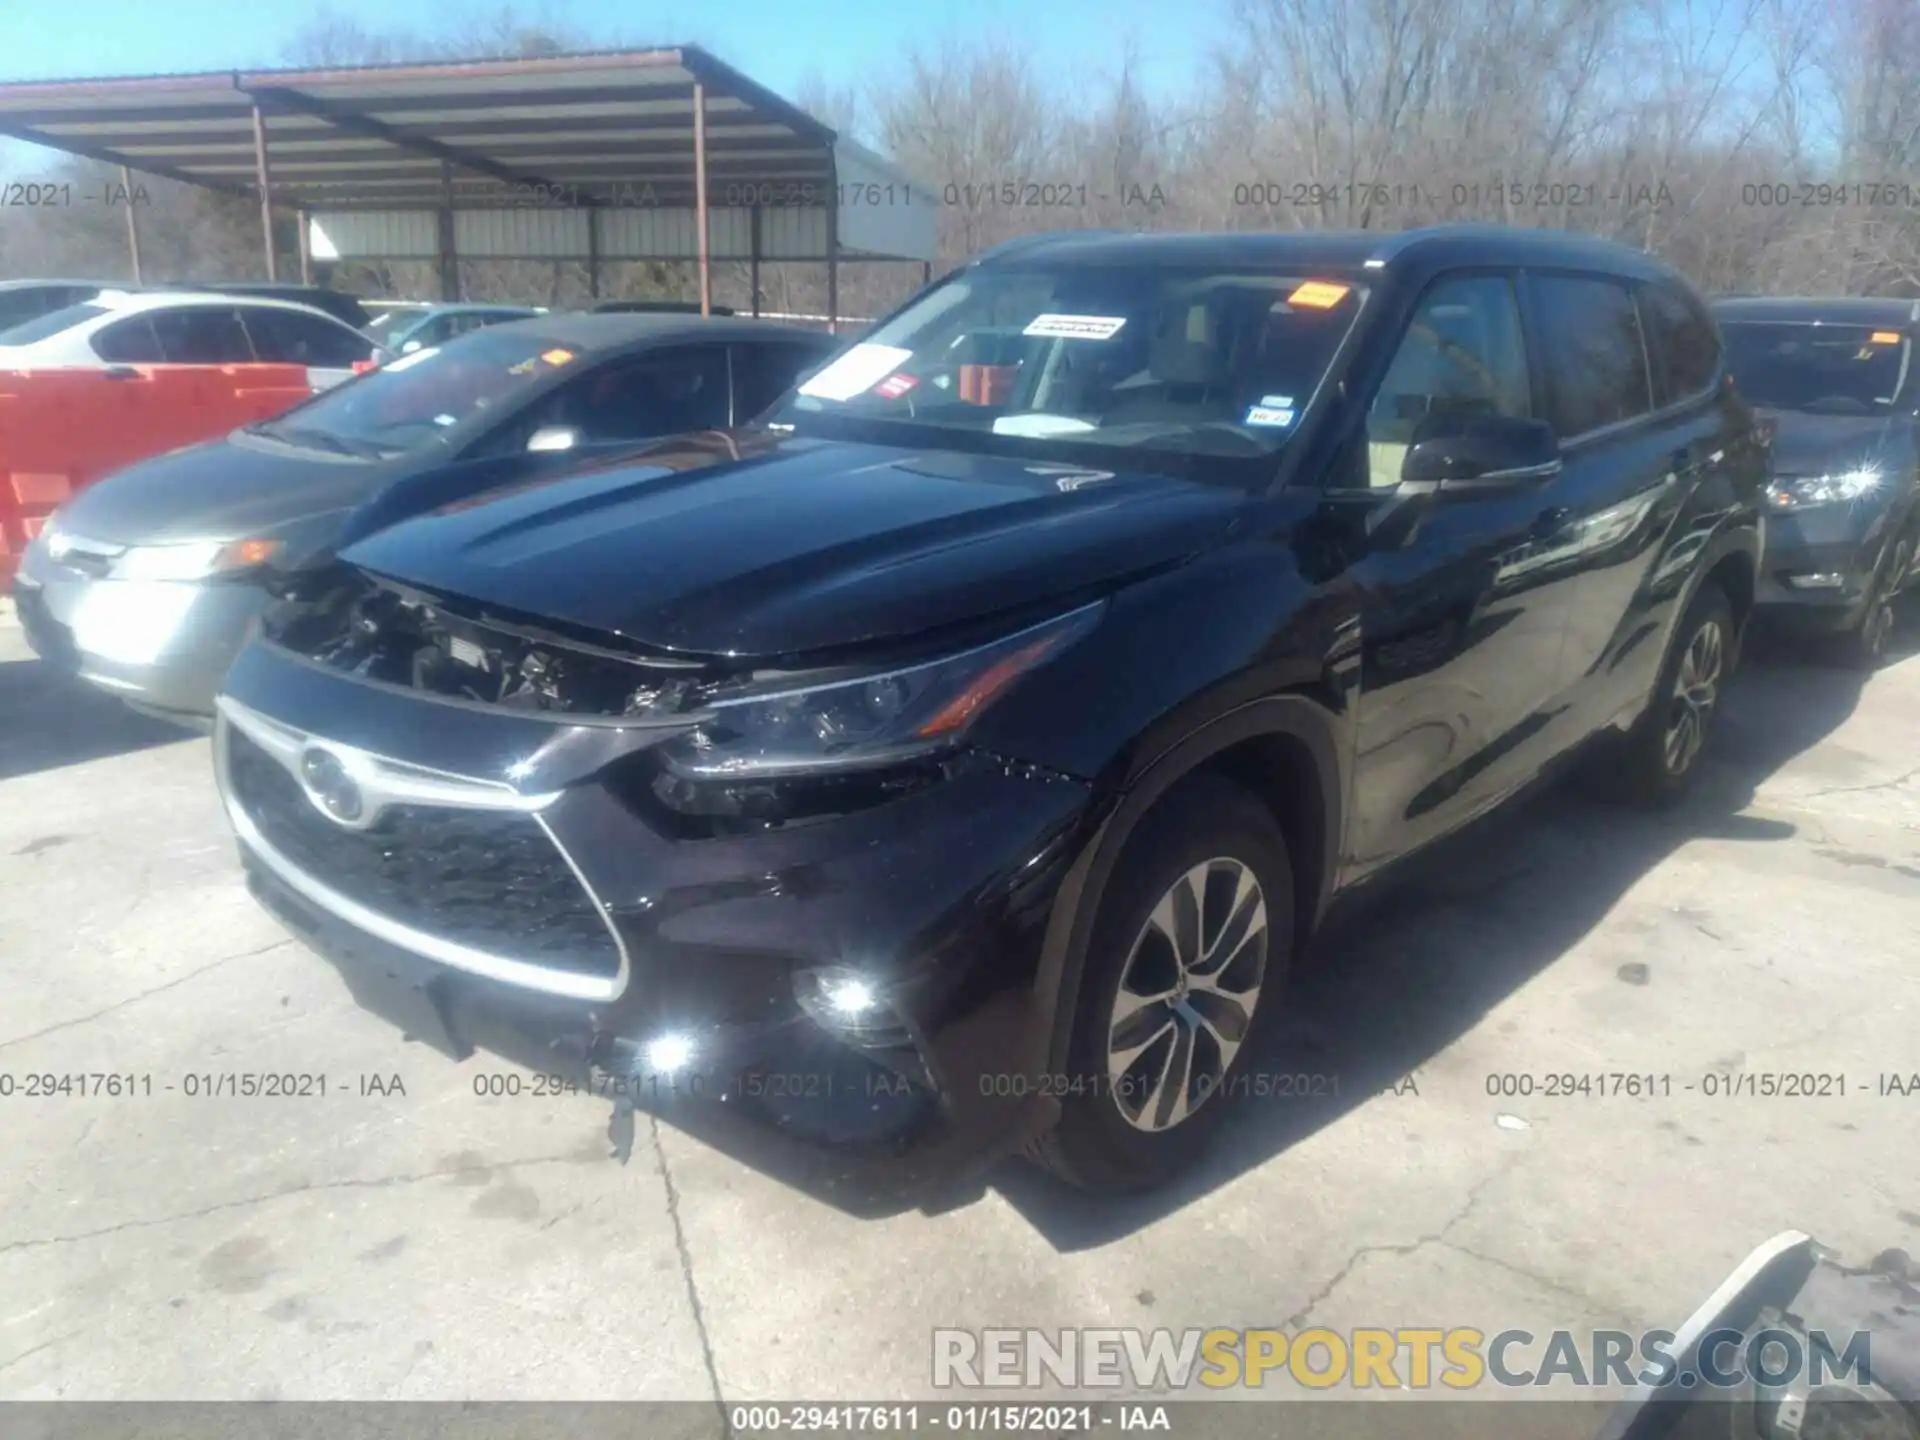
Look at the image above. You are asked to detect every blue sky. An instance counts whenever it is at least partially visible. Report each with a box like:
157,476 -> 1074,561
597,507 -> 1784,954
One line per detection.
0,0 -> 1219,99
0,0 -> 1226,175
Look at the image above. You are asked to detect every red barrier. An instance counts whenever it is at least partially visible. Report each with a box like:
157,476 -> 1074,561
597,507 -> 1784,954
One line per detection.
0,363 -> 314,590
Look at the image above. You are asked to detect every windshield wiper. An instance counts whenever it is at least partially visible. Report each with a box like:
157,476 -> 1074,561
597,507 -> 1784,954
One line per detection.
254,422 -> 385,459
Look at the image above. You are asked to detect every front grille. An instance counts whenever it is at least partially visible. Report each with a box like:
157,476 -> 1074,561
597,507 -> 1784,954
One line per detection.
224,726 -> 620,980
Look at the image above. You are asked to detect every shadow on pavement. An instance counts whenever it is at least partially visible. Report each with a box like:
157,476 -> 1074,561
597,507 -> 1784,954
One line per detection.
0,657 -> 194,782
991,604 -> 1912,1249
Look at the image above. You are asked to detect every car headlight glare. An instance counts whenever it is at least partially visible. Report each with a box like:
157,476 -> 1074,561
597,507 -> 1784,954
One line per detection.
1766,467 -> 1882,511
110,537 -> 284,582
652,601 -> 1104,781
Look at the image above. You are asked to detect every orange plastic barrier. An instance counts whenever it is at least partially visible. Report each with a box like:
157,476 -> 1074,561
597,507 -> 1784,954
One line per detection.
0,363 -> 314,590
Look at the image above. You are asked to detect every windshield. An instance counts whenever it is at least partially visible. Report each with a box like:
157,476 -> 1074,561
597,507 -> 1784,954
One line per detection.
249,327 -> 582,457
0,301 -> 109,346
1720,321 -> 1910,415
770,265 -> 1365,475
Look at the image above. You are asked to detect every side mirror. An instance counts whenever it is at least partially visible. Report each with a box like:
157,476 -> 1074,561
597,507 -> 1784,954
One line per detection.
526,425 -> 581,453
1402,413 -> 1562,492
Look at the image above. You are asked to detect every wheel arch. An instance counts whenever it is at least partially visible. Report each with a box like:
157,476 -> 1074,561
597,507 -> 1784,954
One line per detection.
1032,694 -> 1345,1077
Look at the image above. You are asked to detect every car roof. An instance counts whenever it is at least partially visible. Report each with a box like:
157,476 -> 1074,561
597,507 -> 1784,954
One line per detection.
969,224 -> 1688,284
0,278 -> 119,292
477,311 -> 841,352
1711,296 -> 1920,327
86,289 -> 363,323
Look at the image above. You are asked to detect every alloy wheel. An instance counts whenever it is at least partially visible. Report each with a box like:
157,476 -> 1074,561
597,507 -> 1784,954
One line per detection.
1664,618 -> 1724,776
1108,858 -> 1269,1133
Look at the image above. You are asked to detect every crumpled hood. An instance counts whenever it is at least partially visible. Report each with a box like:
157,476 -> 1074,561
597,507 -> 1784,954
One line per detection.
339,431 -> 1250,657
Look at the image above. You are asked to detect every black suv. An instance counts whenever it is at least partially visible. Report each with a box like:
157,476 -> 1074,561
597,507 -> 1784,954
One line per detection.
213,226 -> 1766,1204
1713,297 -> 1919,666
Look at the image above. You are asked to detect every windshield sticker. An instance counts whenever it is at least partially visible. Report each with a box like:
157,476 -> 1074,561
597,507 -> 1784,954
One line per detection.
798,343 -> 916,401
1023,313 -> 1128,340
1259,394 -> 1294,408
1871,331 -> 1901,344
381,345 -> 440,373
992,414 -> 1099,438
873,372 -> 920,398
541,348 -> 576,367
433,414 -> 458,427
1244,403 -> 1297,427
507,357 -> 540,375
1287,281 -> 1351,309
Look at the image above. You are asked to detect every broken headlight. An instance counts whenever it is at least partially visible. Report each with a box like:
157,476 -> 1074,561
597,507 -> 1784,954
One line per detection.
654,600 -> 1103,783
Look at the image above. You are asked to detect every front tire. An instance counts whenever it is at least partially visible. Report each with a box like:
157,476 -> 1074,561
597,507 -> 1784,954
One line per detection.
1617,582 -> 1734,807
1028,774 -> 1294,1193
1833,536 -> 1912,671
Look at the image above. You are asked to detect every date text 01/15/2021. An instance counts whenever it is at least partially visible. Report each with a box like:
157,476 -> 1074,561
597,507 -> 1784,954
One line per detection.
728,1405 -> 1174,1433
0,1072 -> 403,1098
1,178 -> 150,207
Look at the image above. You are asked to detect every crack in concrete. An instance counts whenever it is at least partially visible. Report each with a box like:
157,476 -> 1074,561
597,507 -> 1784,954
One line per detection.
1436,1240 -> 1642,1330
649,1113 -> 732,1439
0,1328 -> 83,1378
0,939 -> 292,1055
1801,764 -> 1920,801
1282,1151 -> 1522,1330
0,1150 -> 588,1255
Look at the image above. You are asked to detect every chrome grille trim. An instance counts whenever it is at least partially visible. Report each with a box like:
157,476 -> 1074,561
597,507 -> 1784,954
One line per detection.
214,695 -> 631,1003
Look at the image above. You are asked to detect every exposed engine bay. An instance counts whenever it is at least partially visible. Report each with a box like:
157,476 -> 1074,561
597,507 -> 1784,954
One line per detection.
262,565 -> 719,718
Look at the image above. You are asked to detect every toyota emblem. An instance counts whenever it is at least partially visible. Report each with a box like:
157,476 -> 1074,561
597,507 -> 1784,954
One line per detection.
299,748 -> 365,825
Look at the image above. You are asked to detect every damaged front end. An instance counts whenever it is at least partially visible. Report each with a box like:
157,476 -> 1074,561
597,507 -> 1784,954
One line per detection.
263,563 -> 715,719
220,567 -> 1105,1209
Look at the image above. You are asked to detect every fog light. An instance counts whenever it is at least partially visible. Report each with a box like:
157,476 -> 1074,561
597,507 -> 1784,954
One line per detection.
795,967 -> 912,1048
1785,572 -> 1846,589
642,1033 -> 695,1074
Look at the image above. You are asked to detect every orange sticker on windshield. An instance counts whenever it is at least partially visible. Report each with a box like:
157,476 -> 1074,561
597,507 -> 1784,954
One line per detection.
541,348 -> 576,366
1288,281 -> 1351,309
1871,331 -> 1901,344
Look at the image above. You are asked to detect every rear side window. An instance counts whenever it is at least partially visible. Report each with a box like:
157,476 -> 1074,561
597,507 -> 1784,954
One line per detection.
92,316 -> 165,363
244,307 -> 372,367
1532,274 -> 1654,437
150,306 -> 256,364
1640,283 -> 1720,405
1,301 -> 109,345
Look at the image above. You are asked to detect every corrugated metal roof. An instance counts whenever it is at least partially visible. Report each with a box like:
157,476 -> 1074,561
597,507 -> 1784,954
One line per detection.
0,47 -> 851,212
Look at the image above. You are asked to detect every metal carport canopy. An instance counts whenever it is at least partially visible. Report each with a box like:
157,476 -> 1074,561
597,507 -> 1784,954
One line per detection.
0,46 -> 937,319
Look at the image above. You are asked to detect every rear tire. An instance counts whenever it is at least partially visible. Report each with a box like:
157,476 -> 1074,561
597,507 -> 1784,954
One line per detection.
1833,536 -> 1912,671
1616,583 -> 1734,808
1028,773 -> 1293,1193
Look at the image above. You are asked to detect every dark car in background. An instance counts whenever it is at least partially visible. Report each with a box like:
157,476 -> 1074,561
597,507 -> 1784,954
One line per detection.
13,315 -> 837,724
595,299 -> 735,316
0,278 -> 123,332
1715,297 -> 1920,665
377,304 -> 546,356
210,225 -> 1764,1207
180,283 -> 375,332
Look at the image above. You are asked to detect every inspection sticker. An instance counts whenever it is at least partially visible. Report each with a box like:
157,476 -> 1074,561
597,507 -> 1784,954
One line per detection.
541,348 -> 577,367
1023,313 -> 1128,340
1243,404 -> 1296,427
873,371 -> 920,398
799,343 -> 915,400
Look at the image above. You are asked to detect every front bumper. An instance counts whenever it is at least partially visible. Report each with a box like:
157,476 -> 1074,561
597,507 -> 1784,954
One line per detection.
216,637 -> 1100,1213
13,542 -> 268,722
1753,501 -> 1899,632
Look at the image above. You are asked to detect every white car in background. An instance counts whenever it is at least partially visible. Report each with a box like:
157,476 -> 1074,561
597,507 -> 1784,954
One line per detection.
0,288 -> 382,388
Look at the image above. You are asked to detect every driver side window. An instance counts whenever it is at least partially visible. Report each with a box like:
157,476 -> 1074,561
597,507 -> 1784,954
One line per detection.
1366,274 -> 1531,489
